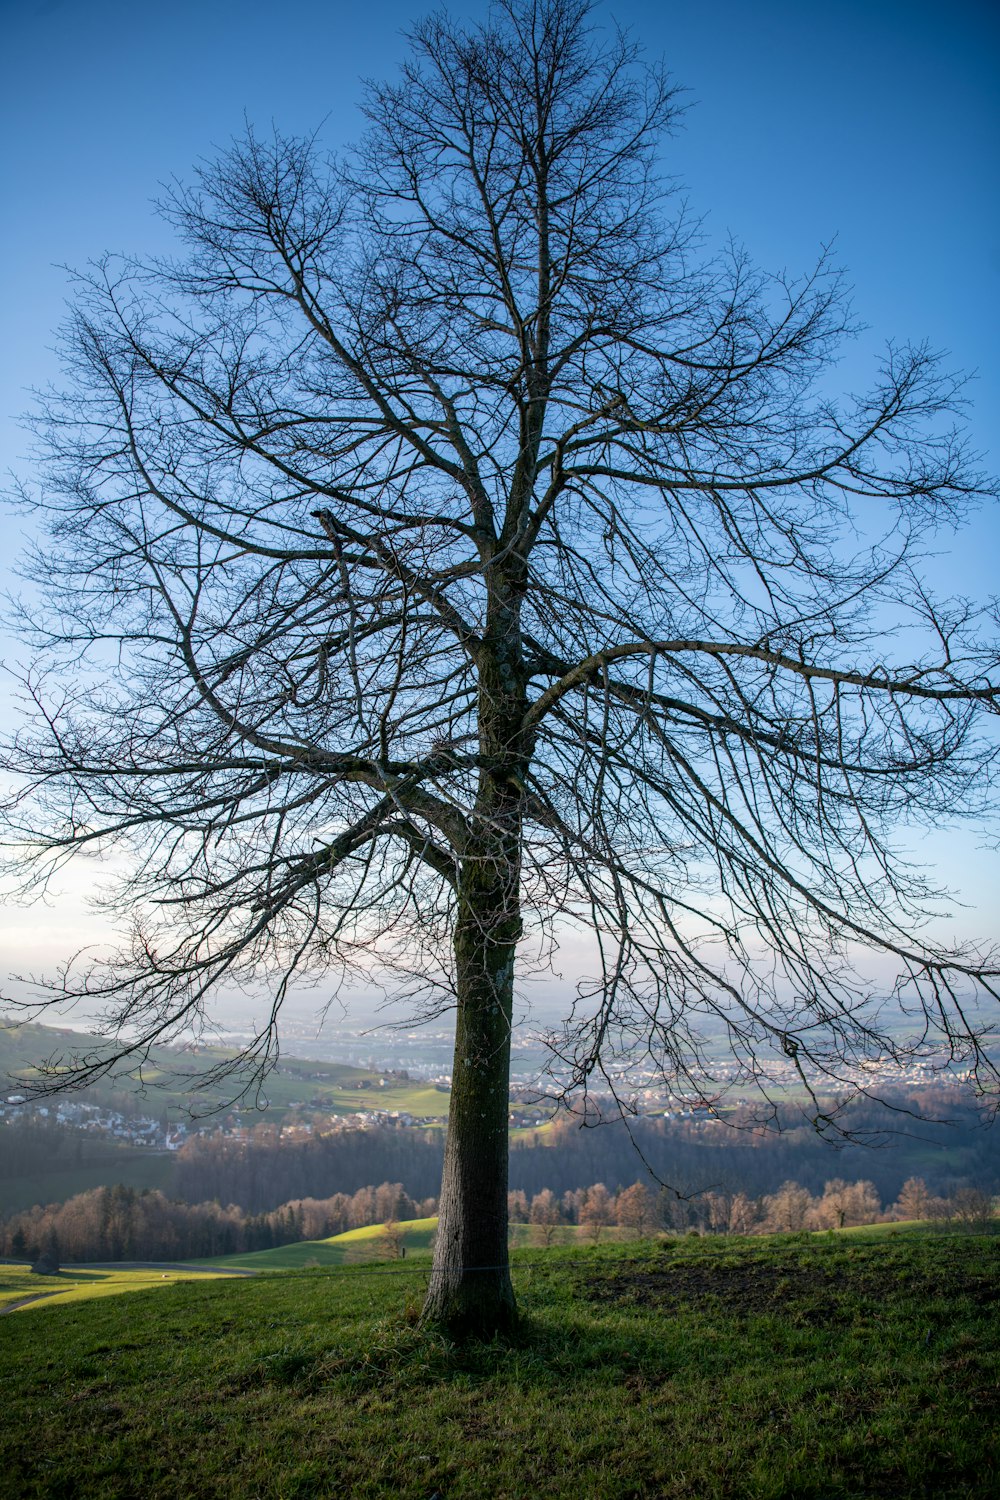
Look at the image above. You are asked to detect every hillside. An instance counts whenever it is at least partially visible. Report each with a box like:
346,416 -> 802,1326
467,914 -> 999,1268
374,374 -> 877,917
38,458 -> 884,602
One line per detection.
202,1218 -> 635,1271
0,1020 -> 448,1122
0,1260 -> 242,1314
0,1020 -> 450,1213
206,1216 -> 440,1271
1,1233 -> 997,1499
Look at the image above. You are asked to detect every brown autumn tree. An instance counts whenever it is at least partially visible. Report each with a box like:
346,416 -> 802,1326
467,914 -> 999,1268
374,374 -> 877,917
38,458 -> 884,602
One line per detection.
2,0 -> 999,1335
763,1180 -> 815,1234
893,1176 -> 931,1223
580,1183 -> 615,1243
529,1187 -> 562,1246
616,1181 -> 655,1238
811,1178 -> 882,1231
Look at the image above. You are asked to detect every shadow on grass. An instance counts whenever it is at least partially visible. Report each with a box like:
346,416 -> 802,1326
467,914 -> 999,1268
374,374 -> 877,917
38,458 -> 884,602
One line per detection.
231,1297 -> 674,1402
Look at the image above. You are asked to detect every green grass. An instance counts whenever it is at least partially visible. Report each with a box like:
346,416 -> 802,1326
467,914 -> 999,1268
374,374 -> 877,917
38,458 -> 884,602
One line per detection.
507,1119 -> 556,1138
204,1218 -> 634,1272
0,1260 -> 239,1313
822,1218 -> 940,1239
327,1217 -> 438,1253
819,1218 -> 999,1241
508,1221 -> 631,1247
205,1217 -> 440,1271
0,1232 -> 997,1498
0,1263 -> 57,1309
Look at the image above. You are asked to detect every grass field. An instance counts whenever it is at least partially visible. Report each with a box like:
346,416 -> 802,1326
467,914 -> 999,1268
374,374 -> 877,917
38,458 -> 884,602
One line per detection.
0,1260 -> 241,1314
205,1217 -> 440,1271
0,1232 -> 996,1499
202,1218 -> 642,1272
180,1217 -> 968,1275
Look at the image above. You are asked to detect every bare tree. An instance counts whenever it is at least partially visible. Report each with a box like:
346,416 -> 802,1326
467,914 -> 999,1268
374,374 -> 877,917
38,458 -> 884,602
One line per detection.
2,0 -> 999,1335
949,1184 -> 995,1234
763,1180 -> 815,1234
580,1183 -> 615,1242
381,1220 -> 406,1260
529,1187 -> 562,1246
616,1181 -> 655,1238
810,1178 -> 882,1231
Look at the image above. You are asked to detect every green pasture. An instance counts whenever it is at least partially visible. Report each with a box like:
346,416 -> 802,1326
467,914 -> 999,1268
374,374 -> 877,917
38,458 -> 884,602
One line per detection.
202,1216 -> 439,1271
508,1221 -> 632,1247
821,1216 -> 999,1241
204,1218 -> 636,1274
0,1259 -> 239,1314
0,1233 -> 996,1498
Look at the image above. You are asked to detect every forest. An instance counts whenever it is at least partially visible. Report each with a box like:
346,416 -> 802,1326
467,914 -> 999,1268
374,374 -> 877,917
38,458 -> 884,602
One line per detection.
3,1167 -> 994,1267
162,1089 -> 997,1213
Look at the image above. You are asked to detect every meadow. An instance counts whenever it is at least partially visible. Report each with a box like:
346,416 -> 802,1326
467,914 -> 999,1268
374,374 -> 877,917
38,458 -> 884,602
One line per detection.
206,1216 -> 441,1271
202,1218 -> 640,1272
1,1231 -> 996,1499
0,1259 -> 243,1314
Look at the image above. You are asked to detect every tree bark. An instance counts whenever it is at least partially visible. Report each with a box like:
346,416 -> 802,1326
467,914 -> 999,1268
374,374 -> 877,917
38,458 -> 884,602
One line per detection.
421,896 -> 518,1335
422,618 -> 526,1336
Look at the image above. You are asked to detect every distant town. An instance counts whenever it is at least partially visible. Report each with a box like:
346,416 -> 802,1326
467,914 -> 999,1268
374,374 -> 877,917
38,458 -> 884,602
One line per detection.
2,1015 -> 986,1154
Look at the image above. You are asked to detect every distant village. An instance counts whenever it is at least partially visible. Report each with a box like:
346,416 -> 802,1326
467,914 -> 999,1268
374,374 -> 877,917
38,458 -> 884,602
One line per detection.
1,1043 -> 978,1152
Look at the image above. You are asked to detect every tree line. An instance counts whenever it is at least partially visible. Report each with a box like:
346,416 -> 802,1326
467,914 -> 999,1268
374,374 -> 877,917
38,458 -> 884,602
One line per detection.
3,1171 -> 992,1268
511,1175 -> 995,1241
169,1124 -> 446,1211
0,1181 -> 435,1266
5,1085 -> 993,1221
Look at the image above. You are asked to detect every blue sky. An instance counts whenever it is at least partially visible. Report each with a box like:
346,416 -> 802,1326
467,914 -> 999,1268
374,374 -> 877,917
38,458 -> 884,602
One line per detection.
0,0 -> 997,985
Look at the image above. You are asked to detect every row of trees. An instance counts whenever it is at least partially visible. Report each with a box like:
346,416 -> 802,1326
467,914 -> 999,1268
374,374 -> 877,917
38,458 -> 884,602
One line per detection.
510,1175 -> 996,1240
0,1181 -> 435,1265
6,1172 -> 992,1266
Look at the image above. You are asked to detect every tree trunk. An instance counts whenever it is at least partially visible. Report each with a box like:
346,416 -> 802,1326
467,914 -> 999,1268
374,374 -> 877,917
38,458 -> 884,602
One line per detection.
421,873 -> 519,1336
421,575 -> 528,1336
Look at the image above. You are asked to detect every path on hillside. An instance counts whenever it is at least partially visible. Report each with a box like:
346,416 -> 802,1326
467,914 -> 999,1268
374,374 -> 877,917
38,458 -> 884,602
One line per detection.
1,1292 -> 63,1314
1,1261 -> 258,1315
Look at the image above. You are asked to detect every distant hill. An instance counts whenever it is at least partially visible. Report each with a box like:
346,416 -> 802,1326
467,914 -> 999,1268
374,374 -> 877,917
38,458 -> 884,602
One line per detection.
203,1216 -> 440,1271
0,1020 -> 449,1123
0,1020 -> 450,1214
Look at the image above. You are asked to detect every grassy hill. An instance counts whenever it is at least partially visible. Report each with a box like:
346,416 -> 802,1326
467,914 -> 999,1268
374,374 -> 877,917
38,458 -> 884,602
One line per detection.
205,1216 -> 440,1271
1,1232 -> 997,1499
0,1259 -> 242,1313
0,1020 -> 450,1121
204,1219 -> 640,1272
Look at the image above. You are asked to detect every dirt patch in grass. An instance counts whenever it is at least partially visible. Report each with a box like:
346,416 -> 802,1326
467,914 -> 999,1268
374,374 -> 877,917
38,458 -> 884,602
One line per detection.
578,1241 -> 1000,1326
